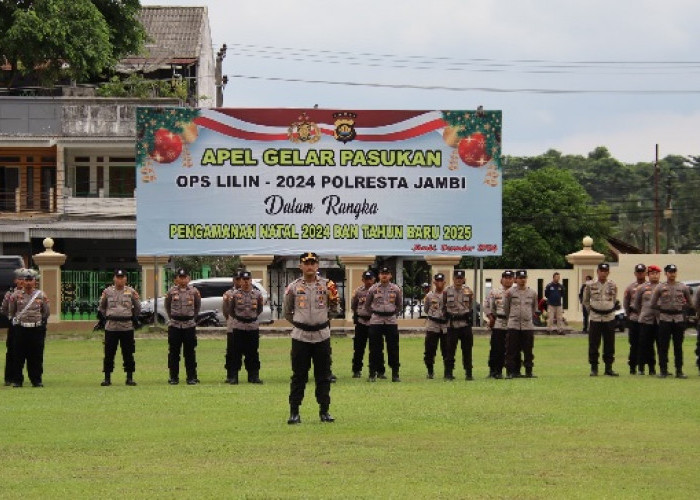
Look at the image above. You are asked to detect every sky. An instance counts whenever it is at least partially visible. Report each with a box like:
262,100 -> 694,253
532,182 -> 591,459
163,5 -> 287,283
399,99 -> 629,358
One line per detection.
145,0 -> 700,164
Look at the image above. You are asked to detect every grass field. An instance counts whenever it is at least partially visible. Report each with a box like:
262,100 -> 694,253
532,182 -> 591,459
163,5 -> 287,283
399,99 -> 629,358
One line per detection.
1,332 -> 698,499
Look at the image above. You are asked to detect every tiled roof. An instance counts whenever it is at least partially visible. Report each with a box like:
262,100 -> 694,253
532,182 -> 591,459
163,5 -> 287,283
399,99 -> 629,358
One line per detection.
118,6 -> 208,72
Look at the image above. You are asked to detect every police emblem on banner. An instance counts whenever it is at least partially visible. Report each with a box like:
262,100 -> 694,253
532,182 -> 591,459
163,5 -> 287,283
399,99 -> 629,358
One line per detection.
333,112 -> 357,143
288,113 -> 321,143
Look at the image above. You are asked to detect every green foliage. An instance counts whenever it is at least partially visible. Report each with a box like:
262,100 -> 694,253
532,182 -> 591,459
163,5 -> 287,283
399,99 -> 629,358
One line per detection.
96,74 -> 189,100
0,0 -> 145,87
171,255 -> 241,277
1,336 -> 698,498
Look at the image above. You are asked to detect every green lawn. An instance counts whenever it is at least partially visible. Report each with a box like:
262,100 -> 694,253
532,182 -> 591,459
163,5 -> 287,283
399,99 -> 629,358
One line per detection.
1,333 -> 698,499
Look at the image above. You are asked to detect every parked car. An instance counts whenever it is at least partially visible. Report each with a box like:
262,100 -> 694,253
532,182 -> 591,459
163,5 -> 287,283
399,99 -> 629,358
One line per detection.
140,277 -> 273,325
682,280 -> 700,328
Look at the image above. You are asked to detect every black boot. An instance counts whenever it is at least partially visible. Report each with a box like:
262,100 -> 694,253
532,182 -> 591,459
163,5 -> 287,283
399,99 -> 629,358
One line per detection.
168,372 -> 179,385
287,406 -> 301,425
125,373 -> 137,386
465,370 -> 474,381
368,372 -> 377,382
590,364 -> 598,377
352,371 -> 362,378
525,368 -> 537,378
426,366 -> 434,379
444,368 -> 455,381
658,366 -> 670,378
319,407 -> 335,423
675,370 -> 687,379
391,370 -> 401,382
248,372 -> 264,384
604,364 -> 619,377
101,373 -> 112,386
493,370 -> 503,380
226,372 -> 238,385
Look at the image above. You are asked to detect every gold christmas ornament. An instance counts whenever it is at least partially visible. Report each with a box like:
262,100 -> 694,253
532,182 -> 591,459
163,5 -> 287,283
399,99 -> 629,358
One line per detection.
442,126 -> 462,148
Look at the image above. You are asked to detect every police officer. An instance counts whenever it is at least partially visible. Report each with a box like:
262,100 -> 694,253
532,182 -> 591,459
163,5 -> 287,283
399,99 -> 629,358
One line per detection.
223,270 -> 264,385
583,262 -> 619,376
485,270 -> 514,379
503,269 -> 538,379
694,284 -> 700,375
649,264 -> 691,378
284,252 -> 339,424
444,269 -> 475,380
350,270 -> 375,378
98,269 -> 141,386
365,266 -> 403,382
623,264 -> 648,374
8,269 -> 49,387
633,265 -> 661,375
423,273 -> 448,379
165,268 -> 201,385
2,268 -> 24,386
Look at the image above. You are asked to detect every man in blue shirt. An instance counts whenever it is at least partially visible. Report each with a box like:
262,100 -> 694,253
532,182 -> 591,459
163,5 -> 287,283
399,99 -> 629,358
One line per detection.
544,272 -> 565,334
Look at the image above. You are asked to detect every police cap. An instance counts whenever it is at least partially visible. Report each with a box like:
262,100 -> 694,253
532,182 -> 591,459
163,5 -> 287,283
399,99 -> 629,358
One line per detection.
114,269 -> 126,277
239,271 -> 252,279
434,273 -> 445,281
515,269 -> 527,278
634,264 -> 646,273
300,252 -> 319,263
453,270 -> 465,279
14,268 -> 26,278
379,266 -> 391,274
664,264 -> 677,272
421,282 -> 430,289
362,270 -> 375,279
502,270 -> 514,278
176,268 -> 189,277
21,269 -> 36,280
597,263 -> 610,271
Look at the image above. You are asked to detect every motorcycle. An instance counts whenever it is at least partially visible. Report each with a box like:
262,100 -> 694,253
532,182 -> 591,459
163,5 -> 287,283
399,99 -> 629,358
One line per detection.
135,309 -> 222,328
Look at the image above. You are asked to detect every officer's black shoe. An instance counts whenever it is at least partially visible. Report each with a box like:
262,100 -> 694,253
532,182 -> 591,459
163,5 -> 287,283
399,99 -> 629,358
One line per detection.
590,366 -> 599,377
32,382 -> 43,387
675,371 -> 687,379
168,378 -> 179,385
329,373 -> 337,383
287,408 -> 301,425
187,378 -> 200,385
319,412 -> 335,423
12,382 -> 23,388
368,372 -> 376,382
648,368 -> 656,376
125,378 -> 137,386
4,381 -> 11,387
487,371 -> 495,379
465,372 -> 474,381
352,371 -> 362,378
226,373 -> 239,384
524,371 -> 537,378
630,367 -> 636,375
444,370 -> 455,381
100,377 -> 111,386
506,373 -> 515,380
638,369 -> 645,375
658,371 -> 670,378
391,373 -> 401,382
604,369 -> 619,377
248,377 -> 263,384
493,371 -> 503,379
377,373 -> 387,380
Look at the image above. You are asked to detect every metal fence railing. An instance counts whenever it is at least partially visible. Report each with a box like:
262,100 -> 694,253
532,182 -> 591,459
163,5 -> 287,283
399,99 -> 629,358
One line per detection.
60,270 -> 141,321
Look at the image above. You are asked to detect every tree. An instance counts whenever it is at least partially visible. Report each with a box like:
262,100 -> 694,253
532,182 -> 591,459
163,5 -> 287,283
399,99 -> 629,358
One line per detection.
0,0 -> 145,87
474,167 -> 611,269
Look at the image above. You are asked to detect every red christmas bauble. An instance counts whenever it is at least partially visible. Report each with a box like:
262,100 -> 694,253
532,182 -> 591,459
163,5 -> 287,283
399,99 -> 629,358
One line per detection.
150,128 -> 183,164
457,132 -> 492,167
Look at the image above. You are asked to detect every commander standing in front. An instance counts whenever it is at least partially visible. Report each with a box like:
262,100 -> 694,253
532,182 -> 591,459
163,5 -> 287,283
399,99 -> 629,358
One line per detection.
284,252 -> 339,424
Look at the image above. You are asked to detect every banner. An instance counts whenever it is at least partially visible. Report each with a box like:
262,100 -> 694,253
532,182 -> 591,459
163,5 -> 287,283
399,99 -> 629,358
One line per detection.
135,108 -> 502,256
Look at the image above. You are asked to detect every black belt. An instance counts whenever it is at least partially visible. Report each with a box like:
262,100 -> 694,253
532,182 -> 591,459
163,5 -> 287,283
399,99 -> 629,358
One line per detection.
496,314 -> 507,319
171,315 -> 194,321
372,310 -> 396,317
659,309 -> 683,315
450,313 -> 470,320
234,315 -> 257,324
107,316 -> 132,321
590,307 -> 616,314
427,316 -> 447,324
357,315 -> 371,320
292,320 -> 330,332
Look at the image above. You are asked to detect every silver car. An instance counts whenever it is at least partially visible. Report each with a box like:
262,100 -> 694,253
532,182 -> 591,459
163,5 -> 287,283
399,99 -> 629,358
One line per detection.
140,277 -> 274,325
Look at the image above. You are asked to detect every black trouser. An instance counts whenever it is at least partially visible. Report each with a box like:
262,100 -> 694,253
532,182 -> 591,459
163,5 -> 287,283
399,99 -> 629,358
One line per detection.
588,320 -> 615,366
351,323 -> 370,373
4,324 -> 17,383
582,306 -> 589,332
168,326 -> 198,379
423,331 -> 446,371
488,328 -> 507,374
696,326 -> 700,370
506,329 -> 534,374
368,324 -> 399,375
657,321 -> 685,372
103,330 -> 136,374
639,322 -> 658,371
627,320 -> 642,371
226,329 -> 261,376
446,325 -> 473,372
14,325 -> 46,385
289,338 -> 331,410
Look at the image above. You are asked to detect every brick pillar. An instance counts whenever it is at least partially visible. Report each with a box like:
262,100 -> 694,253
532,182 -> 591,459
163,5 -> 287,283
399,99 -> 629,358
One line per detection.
32,238 -> 67,324
424,256 -> 462,285
338,256 -> 376,326
566,236 -> 605,321
137,256 -> 170,300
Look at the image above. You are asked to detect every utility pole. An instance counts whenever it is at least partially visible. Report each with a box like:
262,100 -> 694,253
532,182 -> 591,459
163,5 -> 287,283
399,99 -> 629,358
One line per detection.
215,44 -> 227,107
654,144 -> 660,254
